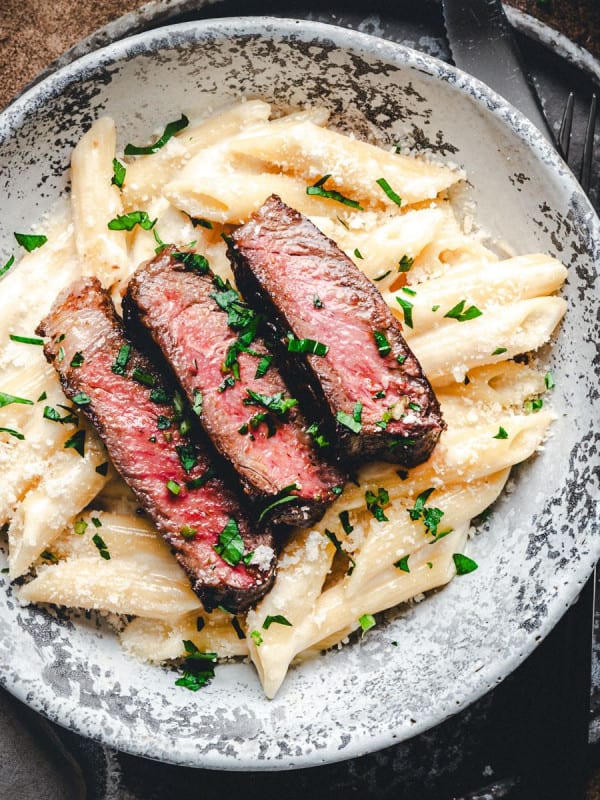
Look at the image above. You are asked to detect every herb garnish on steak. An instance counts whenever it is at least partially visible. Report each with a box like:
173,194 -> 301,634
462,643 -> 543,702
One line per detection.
36,277 -> 275,612
124,248 -> 344,527
228,195 -> 444,467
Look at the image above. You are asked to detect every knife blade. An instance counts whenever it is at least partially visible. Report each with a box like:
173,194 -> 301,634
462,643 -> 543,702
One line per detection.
441,0 -> 554,143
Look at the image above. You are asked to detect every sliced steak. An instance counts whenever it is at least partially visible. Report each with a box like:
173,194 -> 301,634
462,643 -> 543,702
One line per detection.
228,195 -> 444,467
36,277 -> 275,613
124,248 -> 344,527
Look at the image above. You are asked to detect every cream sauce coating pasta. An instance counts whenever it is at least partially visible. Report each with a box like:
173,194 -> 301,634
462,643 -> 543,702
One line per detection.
0,101 -> 565,698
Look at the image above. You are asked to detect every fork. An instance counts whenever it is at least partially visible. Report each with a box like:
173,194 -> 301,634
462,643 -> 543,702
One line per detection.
557,91 -> 598,195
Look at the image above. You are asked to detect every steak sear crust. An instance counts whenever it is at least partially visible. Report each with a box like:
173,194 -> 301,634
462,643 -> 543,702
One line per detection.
228,195 -> 444,467
124,248 -> 345,527
37,277 -> 275,613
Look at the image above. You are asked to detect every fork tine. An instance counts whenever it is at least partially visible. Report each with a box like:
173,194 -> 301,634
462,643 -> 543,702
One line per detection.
558,92 -> 574,160
580,93 -> 597,194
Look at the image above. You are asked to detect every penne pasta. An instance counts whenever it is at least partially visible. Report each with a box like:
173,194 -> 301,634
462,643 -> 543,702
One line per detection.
0,101 -> 566,700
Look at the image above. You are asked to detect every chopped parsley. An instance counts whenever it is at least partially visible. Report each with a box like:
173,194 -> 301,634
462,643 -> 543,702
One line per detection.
365,487 -> 389,522
373,330 -> 391,357
111,158 -> 126,188
107,210 -> 156,232
176,443 -> 197,473
359,613 -> 376,633
398,254 -> 414,272
111,344 -> 131,376
394,555 -> 410,572
336,402 -> 363,434
307,421 -> 330,449
71,392 -> 91,406
0,391 -> 33,408
376,177 -> 402,206
255,355 -> 273,379
544,371 -> 555,390
166,479 -> 181,496
149,387 -> 170,404
250,630 -> 263,646
14,232 -> 47,252
186,466 -> 217,490
453,553 -> 478,575
373,270 -> 391,282
191,389 -> 203,417
0,255 -> 15,277
64,429 -> 86,457
339,510 -> 354,535
396,296 -> 414,328
287,334 -> 328,357
407,488 -> 445,538
70,351 -> 84,368
312,296 -> 324,309
191,217 -> 213,229
174,639 -> 217,692
401,286 -> 416,297
524,397 -> 543,413
41,551 -> 58,563
325,529 -> 356,574
444,300 -> 483,322
124,114 -> 189,156
492,347 -> 507,356
132,368 -> 156,387
180,524 -> 197,540
91,517 -> 102,528
172,250 -> 209,273
9,334 -> 43,346
213,518 -> 245,566
353,248 -> 363,260
0,427 -> 24,440
493,427 -> 509,439
432,305 -> 440,312
244,389 -> 297,416
74,519 -> 88,536
306,175 -> 363,209
92,533 -> 110,559
262,615 -> 292,630
257,484 -> 298,523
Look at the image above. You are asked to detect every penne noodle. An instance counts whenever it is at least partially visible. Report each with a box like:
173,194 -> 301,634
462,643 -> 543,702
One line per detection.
71,117 -> 130,288
407,296 -> 567,384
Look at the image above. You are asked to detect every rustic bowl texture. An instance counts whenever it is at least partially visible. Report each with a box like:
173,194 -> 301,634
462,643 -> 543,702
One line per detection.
0,17 -> 598,770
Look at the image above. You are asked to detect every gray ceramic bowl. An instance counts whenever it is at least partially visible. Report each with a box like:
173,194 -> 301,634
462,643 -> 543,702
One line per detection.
0,17 -> 598,770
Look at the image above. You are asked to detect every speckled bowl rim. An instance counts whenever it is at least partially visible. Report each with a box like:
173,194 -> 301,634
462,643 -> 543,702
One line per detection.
0,16 -> 598,770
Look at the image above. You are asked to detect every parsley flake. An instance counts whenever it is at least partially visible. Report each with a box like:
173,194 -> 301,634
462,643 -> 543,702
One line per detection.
493,427 -> 509,439
373,330 -> 391,357
325,529 -> 356,575
213,518 -> 245,566
396,296 -> 414,328
376,177 -> 402,206
453,553 -> 478,575
111,158 -> 126,188
359,613 -> 376,633
287,334 -> 328,356
0,391 -> 34,409
64,429 -> 86,457
262,615 -> 292,630
306,175 -> 363,209
365,487 -> 389,522
398,254 -> 414,272
9,334 -> 43,346
0,255 -> 15,277
444,300 -> 483,322
0,427 -> 24,440
125,114 -> 189,156
108,210 -> 156,232
14,232 -> 47,252
394,555 -> 410,572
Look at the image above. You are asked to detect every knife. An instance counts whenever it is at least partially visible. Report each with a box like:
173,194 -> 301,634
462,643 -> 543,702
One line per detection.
441,0 -> 555,144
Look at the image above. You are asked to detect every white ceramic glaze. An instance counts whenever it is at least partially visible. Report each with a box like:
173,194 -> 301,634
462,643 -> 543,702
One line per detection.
0,17 -> 598,770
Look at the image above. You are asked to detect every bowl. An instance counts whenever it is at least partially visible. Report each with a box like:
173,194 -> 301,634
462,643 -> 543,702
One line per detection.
0,16 -> 598,770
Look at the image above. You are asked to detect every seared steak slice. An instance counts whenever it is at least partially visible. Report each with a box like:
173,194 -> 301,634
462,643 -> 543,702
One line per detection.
37,277 -> 275,613
124,248 -> 344,527
228,195 -> 444,467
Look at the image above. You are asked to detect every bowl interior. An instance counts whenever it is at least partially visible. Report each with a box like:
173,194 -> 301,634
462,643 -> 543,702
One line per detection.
0,17 -> 598,769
